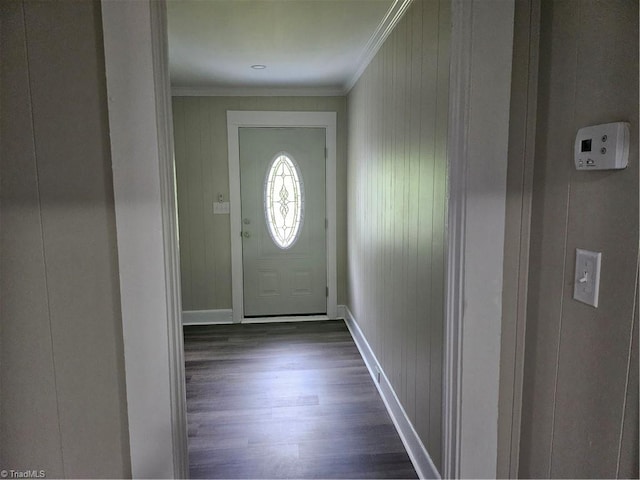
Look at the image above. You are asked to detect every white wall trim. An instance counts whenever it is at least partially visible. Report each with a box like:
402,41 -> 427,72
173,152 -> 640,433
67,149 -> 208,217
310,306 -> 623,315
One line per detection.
101,0 -> 188,477
342,306 -> 441,480
344,0 -> 414,93
172,86 -> 347,97
497,0 -> 540,477
182,309 -> 233,325
444,0 -> 515,478
226,111 -> 338,323
149,2 -> 189,477
443,1 -> 472,477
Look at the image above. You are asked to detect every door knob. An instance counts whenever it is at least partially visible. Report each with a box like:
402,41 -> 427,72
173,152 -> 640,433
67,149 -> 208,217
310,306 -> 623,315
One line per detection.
243,231 -> 251,238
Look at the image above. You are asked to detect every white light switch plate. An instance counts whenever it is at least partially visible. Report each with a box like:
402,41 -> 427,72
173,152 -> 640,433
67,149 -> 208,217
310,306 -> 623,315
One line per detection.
573,249 -> 601,308
213,202 -> 230,214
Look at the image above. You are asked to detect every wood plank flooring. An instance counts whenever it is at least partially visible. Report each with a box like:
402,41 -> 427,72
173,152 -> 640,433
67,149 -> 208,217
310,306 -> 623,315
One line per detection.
184,320 -> 418,479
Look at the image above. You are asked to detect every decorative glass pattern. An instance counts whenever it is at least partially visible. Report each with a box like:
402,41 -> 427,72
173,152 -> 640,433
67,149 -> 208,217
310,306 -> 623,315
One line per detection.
264,153 -> 304,249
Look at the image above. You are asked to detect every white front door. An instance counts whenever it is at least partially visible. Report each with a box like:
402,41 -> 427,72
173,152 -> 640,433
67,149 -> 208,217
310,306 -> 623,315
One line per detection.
239,127 -> 327,316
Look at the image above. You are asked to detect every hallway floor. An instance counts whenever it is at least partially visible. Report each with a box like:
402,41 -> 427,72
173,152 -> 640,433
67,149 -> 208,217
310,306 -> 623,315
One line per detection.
184,320 -> 418,479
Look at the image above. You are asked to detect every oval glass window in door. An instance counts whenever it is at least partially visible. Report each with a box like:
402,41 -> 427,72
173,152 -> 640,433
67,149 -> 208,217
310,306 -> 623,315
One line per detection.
264,153 -> 304,249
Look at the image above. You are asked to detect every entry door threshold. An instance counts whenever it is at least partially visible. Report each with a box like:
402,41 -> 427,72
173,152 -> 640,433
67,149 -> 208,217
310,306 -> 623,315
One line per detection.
241,314 -> 332,324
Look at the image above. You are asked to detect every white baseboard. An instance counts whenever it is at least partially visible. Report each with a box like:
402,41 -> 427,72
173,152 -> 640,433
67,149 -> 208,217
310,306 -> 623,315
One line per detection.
341,305 -> 441,480
182,309 -> 233,325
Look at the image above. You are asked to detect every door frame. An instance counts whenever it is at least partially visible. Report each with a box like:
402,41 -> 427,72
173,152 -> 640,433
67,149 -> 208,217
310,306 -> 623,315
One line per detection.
101,1 -> 188,477
101,0 -> 516,476
496,0 -> 540,477
227,111 -> 338,322
443,0 -> 515,477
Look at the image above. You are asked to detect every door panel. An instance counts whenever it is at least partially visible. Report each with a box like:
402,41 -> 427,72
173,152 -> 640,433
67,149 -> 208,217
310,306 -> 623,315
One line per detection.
239,127 -> 326,316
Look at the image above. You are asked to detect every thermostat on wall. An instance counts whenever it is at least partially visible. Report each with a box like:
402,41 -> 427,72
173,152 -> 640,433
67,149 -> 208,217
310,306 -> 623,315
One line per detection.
574,122 -> 630,170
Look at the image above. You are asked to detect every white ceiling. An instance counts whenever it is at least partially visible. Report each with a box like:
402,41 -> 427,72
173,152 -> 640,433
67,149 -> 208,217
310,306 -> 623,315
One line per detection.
167,0 -> 397,94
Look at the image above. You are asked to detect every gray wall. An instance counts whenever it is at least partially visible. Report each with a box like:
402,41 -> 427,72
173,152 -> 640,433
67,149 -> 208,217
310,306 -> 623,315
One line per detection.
346,0 -> 449,470
519,0 -> 639,478
172,96 -> 348,311
0,1 -> 131,477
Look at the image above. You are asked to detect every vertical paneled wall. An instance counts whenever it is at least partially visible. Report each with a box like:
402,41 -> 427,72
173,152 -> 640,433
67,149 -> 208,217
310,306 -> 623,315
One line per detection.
172,96 -> 348,311
519,0 -> 639,478
346,0 -> 450,470
0,1 -> 130,477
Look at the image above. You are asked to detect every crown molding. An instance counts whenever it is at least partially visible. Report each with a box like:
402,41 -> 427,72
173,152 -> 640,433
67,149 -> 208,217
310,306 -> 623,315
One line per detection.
170,0 -> 413,98
171,86 -> 347,97
344,0 -> 414,93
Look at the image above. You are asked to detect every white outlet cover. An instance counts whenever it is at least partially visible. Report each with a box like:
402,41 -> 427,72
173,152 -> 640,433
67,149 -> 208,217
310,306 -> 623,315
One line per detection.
573,249 -> 602,308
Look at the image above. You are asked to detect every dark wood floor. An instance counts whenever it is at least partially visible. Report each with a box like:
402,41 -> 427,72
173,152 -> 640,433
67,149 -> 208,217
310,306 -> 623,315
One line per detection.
183,320 -> 418,479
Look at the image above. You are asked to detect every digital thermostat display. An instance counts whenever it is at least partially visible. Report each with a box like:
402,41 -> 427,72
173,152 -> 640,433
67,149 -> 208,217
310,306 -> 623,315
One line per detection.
580,139 -> 592,152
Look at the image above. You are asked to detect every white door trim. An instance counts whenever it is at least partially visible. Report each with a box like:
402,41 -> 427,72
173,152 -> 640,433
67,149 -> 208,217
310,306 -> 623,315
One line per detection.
444,0 -> 515,478
496,0 -> 540,477
101,0 -> 188,477
442,2 -> 472,476
227,111 -> 337,322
